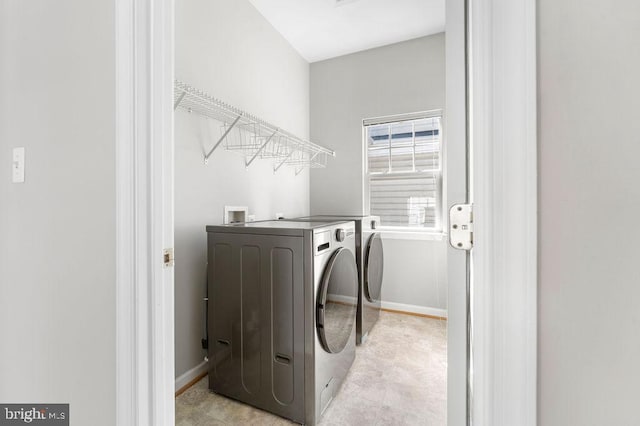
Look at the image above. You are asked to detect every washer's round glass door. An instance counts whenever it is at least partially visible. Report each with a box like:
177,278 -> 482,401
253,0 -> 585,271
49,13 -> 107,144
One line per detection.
365,233 -> 384,303
316,247 -> 358,353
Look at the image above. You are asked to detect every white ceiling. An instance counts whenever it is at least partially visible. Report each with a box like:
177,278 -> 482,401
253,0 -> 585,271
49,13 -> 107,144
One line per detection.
248,0 -> 445,63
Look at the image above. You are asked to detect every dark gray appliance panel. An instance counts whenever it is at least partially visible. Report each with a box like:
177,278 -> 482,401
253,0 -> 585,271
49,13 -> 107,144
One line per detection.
240,245 -> 261,395
271,246 -> 296,405
208,241 -> 237,389
207,232 -> 305,424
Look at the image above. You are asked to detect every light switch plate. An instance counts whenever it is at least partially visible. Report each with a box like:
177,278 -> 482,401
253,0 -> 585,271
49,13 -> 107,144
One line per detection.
12,147 -> 25,183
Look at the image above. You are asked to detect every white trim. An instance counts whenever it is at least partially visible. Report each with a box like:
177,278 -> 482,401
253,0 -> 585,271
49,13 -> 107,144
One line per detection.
444,1 -> 469,424
379,230 -> 446,241
152,1 -> 176,425
115,1 -> 135,424
362,109 -> 444,126
469,0 -> 537,425
175,361 -> 208,393
329,294 -> 448,319
381,301 -> 448,319
116,0 -> 175,425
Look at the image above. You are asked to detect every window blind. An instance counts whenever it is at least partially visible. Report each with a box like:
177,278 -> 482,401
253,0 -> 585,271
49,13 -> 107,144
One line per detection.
365,113 -> 442,229
369,174 -> 440,227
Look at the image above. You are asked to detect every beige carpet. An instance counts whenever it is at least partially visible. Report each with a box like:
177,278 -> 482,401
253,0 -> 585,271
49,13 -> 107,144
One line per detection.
176,311 -> 447,425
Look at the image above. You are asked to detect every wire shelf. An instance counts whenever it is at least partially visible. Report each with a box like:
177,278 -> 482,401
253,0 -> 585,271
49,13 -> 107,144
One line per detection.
174,80 -> 335,172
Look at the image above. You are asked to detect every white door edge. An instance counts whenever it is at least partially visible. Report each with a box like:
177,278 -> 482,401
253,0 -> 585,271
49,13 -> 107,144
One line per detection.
469,0 -> 538,425
445,1 -> 470,424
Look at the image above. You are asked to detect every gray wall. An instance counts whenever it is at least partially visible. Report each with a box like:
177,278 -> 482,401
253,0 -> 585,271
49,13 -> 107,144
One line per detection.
174,0 -> 311,379
538,1 -> 640,424
0,1 -> 115,425
310,34 -> 448,311
381,237 -> 447,310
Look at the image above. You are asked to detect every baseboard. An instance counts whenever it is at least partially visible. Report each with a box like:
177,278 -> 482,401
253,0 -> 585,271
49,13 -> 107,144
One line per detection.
175,360 -> 208,396
380,301 -> 447,319
326,294 -> 447,319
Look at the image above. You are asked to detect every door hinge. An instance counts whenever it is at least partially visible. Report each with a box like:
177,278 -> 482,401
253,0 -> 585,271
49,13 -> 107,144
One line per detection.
449,204 -> 473,250
163,248 -> 174,268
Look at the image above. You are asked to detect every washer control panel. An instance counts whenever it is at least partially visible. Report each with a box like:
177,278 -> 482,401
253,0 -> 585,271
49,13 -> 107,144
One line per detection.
314,223 -> 355,256
315,231 -> 331,255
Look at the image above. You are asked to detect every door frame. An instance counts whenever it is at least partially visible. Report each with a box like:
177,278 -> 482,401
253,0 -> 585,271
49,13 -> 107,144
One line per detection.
114,0 -> 537,425
115,0 -> 175,424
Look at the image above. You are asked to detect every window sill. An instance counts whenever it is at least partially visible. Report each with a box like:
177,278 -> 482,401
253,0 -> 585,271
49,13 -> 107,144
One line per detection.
377,228 -> 447,241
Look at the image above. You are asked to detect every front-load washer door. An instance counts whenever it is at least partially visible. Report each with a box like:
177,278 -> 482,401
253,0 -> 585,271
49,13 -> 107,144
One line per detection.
316,247 -> 358,353
364,233 -> 384,303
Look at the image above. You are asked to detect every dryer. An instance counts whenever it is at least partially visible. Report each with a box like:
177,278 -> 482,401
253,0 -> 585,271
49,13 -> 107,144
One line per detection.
286,216 -> 384,344
205,220 -> 358,425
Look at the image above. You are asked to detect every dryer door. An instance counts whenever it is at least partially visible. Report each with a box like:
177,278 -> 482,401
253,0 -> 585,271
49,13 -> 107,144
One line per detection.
364,233 -> 384,303
316,247 -> 358,353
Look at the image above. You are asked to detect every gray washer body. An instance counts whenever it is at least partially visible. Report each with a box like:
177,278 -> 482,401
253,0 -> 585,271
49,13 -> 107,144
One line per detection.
287,216 -> 384,345
206,220 -> 358,425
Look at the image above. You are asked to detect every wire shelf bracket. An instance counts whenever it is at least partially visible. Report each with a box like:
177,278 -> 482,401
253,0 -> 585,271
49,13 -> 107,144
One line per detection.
245,129 -> 277,167
204,114 -> 242,164
274,149 -> 296,173
173,81 -> 335,172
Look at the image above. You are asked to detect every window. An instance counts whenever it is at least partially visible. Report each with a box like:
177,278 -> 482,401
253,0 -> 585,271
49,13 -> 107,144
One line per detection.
364,111 -> 443,231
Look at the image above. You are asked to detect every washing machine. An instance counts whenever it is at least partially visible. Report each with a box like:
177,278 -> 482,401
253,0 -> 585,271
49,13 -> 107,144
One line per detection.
205,220 -> 358,425
286,215 -> 384,344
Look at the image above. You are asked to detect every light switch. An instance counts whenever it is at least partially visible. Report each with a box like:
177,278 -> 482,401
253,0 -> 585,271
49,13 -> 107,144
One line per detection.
12,147 -> 25,183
